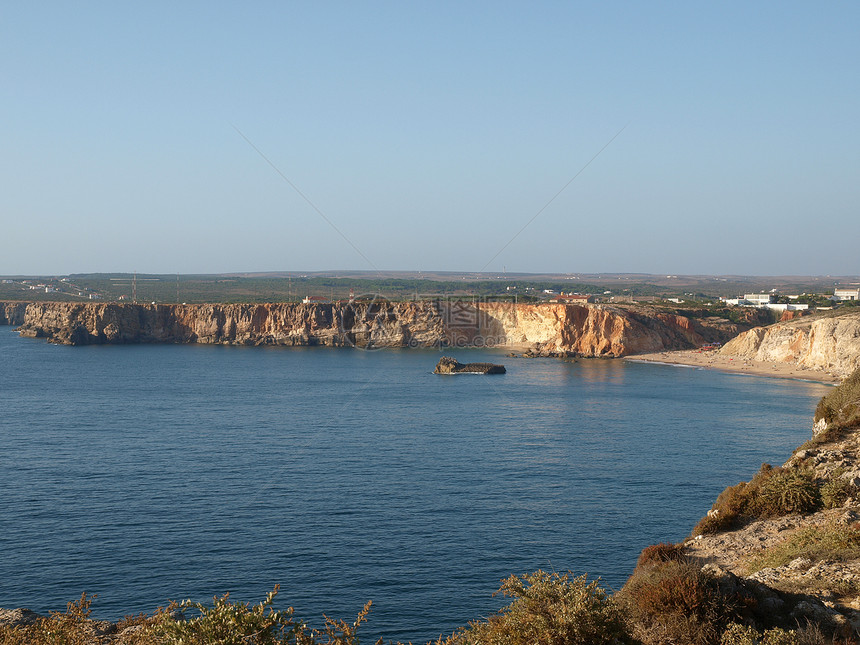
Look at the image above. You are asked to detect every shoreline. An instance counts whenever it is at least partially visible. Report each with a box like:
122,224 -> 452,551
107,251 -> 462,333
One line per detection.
625,349 -> 841,384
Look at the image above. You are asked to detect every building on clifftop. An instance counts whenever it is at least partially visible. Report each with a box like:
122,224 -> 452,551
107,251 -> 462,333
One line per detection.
834,288 -> 860,301
548,293 -> 595,304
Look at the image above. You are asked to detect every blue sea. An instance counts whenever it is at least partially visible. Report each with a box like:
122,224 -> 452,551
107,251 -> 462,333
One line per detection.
0,327 -> 831,642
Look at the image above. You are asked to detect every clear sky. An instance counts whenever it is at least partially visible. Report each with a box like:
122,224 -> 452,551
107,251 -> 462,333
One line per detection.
2,2 -> 858,276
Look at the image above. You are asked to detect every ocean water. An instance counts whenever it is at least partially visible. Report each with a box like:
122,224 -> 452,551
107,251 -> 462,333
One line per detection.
0,328 -> 830,642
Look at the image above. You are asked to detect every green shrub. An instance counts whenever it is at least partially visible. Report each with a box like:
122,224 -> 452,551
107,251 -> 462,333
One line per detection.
0,593 -> 109,645
152,586 -> 304,644
755,470 -> 821,517
151,585 -> 373,645
693,465 -> 777,535
439,570 -> 632,645
721,623 -> 799,645
693,465 -> 827,536
820,478 -> 855,509
793,425 -> 849,454
0,587 -> 374,645
814,368 -> 860,430
761,629 -> 800,645
721,623 -> 762,645
693,480 -> 752,535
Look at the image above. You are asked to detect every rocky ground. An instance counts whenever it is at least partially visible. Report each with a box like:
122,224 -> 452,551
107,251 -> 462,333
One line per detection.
686,507 -> 860,631
684,403 -> 860,636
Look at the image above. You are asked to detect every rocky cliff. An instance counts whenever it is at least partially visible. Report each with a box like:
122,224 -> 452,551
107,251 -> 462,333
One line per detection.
680,368 -> 860,637
720,311 -> 860,379
0,300 -> 747,356
460,301 -> 742,356
0,302 -> 26,326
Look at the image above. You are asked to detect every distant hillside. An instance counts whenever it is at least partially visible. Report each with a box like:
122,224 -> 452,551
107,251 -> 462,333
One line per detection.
1,272 -> 858,304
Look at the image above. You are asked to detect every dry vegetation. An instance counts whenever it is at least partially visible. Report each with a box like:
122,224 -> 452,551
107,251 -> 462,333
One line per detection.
0,587 -> 374,645
2,565 -> 857,645
692,466 -> 823,536
816,370 -> 860,433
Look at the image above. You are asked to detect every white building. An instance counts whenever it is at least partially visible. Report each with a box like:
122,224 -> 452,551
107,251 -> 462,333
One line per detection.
744,293 -> 776,306
722,292 -> 807,312
723,294 -> 772,306
763,303 -> 809,312
834,288 -> 860,301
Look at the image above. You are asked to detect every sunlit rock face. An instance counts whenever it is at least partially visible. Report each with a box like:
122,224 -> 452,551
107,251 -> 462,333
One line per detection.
6,300 -> 749,357
721,312 -> 860,379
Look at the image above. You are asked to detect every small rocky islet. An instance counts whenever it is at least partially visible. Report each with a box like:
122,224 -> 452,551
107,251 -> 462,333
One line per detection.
433,356 -> 506,374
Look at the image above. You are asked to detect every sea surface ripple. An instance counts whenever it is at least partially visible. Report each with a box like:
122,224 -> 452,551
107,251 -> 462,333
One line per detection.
0,329 -> 830,642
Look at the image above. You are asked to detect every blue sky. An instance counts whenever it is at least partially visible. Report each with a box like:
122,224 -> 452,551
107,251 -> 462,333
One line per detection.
2,2 -> 858,276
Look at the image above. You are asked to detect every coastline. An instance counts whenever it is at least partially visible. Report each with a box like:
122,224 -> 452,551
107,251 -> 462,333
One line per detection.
626,349 -> 841,384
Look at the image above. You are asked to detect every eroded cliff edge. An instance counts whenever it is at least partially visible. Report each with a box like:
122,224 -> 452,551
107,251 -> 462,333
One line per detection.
0,300 -> 747,356
0,302 -> 27,326
721,312 -> 860,379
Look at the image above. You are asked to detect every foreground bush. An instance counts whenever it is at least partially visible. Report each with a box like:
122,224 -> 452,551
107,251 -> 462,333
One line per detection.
1,575 -> 633,645
3,575 -> 855,645
815,368 -> 860,431
756,469 -> 820,517
0,593 -> 154,645
821,478 -> 856,509
720,622 -> 799,645
437,570 -> 632,645
619,559 -> 749,645
693,465 -> 774,535
693,466 -> 823,536
0,587 -> 373,645
637,542 -> 686,568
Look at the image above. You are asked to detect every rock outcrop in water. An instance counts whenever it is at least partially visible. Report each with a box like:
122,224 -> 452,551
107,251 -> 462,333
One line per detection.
720,311 -> 860,379
434,356 -> 506,374
0,300 -> 752,357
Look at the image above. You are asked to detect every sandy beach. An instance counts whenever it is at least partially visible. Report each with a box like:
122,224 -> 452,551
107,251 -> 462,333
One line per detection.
626,349 -> 841,384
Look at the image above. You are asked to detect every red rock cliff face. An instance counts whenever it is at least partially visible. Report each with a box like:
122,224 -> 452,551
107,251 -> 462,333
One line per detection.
468,302 -> 727,356
5,301 -> 745,357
